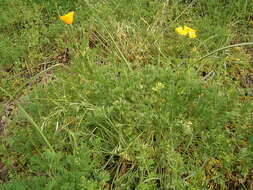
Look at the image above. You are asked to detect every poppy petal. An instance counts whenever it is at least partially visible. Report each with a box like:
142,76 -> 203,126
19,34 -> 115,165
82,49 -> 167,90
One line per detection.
188,31 -> 197,38
175,27 -> 188,36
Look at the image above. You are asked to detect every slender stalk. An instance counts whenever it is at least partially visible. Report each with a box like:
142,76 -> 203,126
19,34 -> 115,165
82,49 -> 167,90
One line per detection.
103,23 -> 132,71
0,87 -> 55,152
196,42 -> 253,64
18,105 -> 55,153
0,65 -> 60,153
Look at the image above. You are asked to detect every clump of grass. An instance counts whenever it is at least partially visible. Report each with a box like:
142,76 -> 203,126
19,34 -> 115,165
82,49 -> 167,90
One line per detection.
2,62 -> 252,189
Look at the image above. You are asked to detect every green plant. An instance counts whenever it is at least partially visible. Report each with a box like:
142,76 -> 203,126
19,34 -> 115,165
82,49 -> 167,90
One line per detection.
1,0 -> 253,189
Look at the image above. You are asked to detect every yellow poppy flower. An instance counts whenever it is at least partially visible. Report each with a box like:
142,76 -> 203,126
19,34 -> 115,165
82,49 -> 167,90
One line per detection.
183,26 -> 196,33
175,26 -> 188,36
184,26 -> 197,38
175,26 -> 197,38
188,30 -> 197,38
60,11 -> 75,24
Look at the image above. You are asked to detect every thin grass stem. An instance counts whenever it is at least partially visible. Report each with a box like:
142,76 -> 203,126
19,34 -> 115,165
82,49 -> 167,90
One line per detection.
0,87 -> 55,152
196,42 -> 253,64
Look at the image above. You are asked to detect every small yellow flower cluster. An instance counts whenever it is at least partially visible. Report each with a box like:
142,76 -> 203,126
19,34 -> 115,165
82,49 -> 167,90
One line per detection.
175,26 -> 197,38
60,11 -> 75,24
177,120 -> 193,135
152,82 -> 165,91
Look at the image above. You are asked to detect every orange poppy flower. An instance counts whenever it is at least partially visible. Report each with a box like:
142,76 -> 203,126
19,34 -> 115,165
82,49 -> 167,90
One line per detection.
60,11 -> 75,24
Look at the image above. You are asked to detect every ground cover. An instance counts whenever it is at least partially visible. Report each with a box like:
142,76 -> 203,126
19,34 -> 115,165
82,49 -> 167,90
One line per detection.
0,0 -> 253,189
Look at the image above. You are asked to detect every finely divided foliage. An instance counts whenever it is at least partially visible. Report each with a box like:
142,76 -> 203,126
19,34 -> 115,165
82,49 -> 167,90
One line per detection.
0,0 -> 253,189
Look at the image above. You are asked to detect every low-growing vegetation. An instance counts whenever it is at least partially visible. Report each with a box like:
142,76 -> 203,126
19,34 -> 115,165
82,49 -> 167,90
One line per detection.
0,0 -> 253,189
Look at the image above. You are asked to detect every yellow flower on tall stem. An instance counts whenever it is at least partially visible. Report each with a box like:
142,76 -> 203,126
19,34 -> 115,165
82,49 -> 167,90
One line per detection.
60,11 -> 75,24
